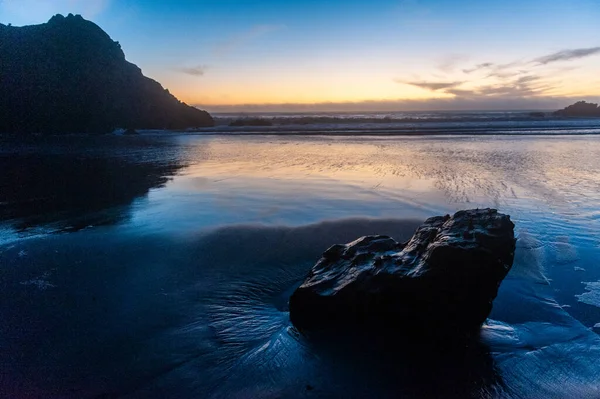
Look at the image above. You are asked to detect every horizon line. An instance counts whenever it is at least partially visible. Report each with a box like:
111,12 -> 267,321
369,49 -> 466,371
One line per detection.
203,108 -> 559,114
191,97 -> 599,113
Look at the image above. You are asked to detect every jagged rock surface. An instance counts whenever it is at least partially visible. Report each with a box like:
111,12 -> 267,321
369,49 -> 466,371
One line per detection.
289,209 -> 516,336
0,14 -> 214,134
554,101 -> 600,117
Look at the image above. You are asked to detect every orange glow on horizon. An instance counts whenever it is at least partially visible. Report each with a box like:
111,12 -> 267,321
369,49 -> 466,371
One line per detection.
147,57 -> 600,109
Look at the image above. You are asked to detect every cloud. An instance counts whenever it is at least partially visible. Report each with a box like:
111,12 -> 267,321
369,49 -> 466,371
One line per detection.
450,47 -> 598,79
397,72 -> 551,100
412,47 -> 600,100
393,43 -> 598,105
485,69 -> 526,80
534,47 -> 600,65
397,73 -> 550,98
213,24 -> 285,57
445,75 -> 548,98
177,65 -> 207,77
437,54 -> 469,73
514,75 -> 540,85
398,80 -> 464,91
444,89 -> 477,97
462,62 -> 494,74
407,48 -> 583,100
462,61 -> 525,77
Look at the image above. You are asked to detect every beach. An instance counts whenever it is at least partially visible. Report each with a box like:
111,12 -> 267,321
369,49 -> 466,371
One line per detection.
2,131 -> 600,397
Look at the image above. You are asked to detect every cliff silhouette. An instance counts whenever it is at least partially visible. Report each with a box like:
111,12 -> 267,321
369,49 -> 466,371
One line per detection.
0,14 -> 214,134
554,101 -> 600,117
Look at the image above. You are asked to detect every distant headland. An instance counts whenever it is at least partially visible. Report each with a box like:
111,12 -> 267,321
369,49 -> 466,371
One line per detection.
554,101 -> 600,117
0,14 -> 214,135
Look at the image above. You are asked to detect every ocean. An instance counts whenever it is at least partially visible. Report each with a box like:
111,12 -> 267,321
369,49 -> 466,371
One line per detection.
2,116 -> 600,397
207,110 -> 600,135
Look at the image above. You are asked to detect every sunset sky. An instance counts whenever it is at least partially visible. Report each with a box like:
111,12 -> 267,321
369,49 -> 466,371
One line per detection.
2,0 -> 600,111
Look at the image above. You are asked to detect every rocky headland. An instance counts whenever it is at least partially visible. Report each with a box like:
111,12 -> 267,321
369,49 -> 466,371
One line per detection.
554,101 -> 600,117
0,14 -> 214,134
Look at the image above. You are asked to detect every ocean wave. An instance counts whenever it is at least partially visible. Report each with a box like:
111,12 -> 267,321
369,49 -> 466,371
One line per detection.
189,116 -> 600,136
208,111 -> 600,134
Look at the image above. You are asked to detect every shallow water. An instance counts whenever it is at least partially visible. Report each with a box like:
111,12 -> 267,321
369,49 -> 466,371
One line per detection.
2,134 -> 600,397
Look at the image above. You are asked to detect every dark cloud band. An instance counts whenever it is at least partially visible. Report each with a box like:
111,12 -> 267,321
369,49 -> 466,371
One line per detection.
534,47 -> 600,65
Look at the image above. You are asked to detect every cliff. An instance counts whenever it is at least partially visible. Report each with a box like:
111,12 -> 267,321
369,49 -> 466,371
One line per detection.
0,14 -> 214,134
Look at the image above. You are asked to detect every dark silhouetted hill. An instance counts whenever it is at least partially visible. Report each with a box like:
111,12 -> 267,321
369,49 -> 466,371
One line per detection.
0,14 -> 214,134
554,101 -> 600,117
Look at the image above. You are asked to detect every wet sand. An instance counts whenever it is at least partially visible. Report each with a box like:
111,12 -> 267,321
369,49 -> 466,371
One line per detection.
2,134 -> 600,397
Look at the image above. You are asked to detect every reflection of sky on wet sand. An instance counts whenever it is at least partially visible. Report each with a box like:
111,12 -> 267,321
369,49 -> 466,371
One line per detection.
127,135 -> 600,329
3,134 -> 600,320
131,135 -> 600,239
4,134 -> 600,397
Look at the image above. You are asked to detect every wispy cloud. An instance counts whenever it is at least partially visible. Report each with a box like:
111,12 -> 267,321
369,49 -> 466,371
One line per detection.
485,69 -> 526,80
534,47 -> 600,65
446,75 -> 551,98
213,24 -> 285,57
398,80 -> 464,91
462,62 -> 494,74
177,65 -> 207,77
462,61 -> 525,77
399,73 -> 550,99
403,45 -> 600,101
437,54 -> 469,73
514,75 -> 540,85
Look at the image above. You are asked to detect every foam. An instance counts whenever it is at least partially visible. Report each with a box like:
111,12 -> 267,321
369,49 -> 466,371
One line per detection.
20,271 -> 55,290
576,281 -> 600,308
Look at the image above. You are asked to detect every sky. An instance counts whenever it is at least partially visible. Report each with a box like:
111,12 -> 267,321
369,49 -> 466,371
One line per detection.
1,0 -> 600,112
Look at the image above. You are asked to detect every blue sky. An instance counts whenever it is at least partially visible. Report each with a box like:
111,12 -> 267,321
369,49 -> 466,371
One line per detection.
1,0 -> 599,111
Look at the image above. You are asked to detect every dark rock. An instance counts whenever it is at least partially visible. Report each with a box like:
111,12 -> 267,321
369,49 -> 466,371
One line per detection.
528,111 -> 546,118
124,128 -> 139,135
0,14 -> 214,135
289,209 -> 516,337
554,101 -> 600,117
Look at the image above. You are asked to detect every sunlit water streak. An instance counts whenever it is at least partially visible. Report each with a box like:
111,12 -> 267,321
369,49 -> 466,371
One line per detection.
2,134 -> 600,397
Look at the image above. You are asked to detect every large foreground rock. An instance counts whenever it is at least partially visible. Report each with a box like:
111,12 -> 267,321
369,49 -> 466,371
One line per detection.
289,209 -> 516,336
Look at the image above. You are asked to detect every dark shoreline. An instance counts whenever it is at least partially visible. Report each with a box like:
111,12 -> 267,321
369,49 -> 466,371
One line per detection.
4,130 -> 600,138
2,114 -> 599,138
177,129 -> 600,136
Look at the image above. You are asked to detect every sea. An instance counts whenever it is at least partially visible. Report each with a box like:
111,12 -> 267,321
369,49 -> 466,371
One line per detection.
209,110 -> 600,135
1,111 -> 600,398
